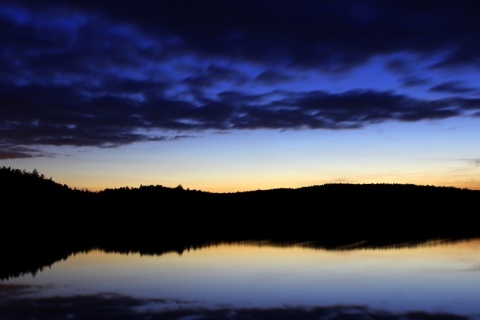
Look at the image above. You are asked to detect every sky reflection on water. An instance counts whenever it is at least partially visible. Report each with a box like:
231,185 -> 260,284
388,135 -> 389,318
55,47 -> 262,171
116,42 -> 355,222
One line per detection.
2,239 -> 480,319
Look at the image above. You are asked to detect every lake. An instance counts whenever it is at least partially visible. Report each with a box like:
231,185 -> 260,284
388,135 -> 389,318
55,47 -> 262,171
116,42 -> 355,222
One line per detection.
1,238 -> 480,320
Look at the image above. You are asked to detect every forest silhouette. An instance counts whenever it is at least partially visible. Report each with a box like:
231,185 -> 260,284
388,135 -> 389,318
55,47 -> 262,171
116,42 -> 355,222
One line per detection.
1,166 -> 480,280
2,165 -> 480,235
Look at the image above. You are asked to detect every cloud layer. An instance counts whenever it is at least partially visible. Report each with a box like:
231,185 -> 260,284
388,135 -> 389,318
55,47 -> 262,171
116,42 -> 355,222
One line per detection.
1,0 -> 480,158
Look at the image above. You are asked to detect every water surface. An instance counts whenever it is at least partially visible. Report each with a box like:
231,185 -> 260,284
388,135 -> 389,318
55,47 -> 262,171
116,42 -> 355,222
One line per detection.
1,239 -> 480,319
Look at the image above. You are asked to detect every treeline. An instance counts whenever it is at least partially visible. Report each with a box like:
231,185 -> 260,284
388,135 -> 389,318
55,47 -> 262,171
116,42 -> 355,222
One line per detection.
2,166 -> 480,238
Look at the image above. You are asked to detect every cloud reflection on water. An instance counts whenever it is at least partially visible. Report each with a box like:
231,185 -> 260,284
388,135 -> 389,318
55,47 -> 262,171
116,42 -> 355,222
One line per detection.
0,284 -> 473,320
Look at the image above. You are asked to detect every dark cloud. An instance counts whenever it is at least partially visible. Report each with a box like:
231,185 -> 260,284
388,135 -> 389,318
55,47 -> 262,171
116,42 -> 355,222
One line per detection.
1,1 -> 480,158
2,79 -> 479,158
4,0 -> 480,72
429,81 -> 477,94
254,70 -> 292,84
0,145 -> 48,160
445,98 -> 480,111
401,77 -> 430,88
385,59 -> 412,75
93,0 -> 480,71
273,90 -> 464,125
183,65 -> 248,88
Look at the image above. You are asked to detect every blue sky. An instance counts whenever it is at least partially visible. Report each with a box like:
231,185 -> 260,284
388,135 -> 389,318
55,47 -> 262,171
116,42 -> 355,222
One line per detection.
1,0 -> 479,192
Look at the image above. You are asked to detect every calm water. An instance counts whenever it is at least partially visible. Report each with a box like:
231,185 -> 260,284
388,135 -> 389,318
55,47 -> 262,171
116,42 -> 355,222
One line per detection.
1,239 -> 480,319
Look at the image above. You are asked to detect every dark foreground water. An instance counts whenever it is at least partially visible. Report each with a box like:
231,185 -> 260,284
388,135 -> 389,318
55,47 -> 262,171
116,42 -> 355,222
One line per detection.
1,238 -> 480,320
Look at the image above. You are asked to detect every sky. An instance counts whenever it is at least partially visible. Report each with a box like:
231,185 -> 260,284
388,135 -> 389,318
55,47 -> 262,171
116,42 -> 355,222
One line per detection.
1,0 -> 480,192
